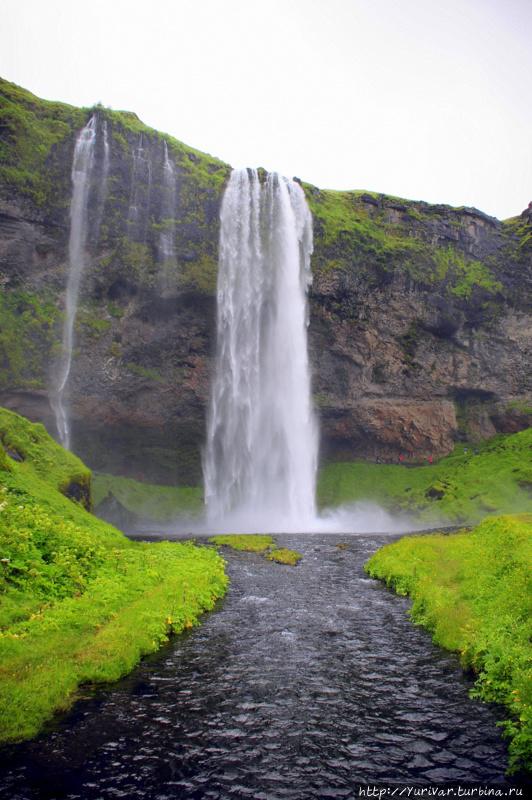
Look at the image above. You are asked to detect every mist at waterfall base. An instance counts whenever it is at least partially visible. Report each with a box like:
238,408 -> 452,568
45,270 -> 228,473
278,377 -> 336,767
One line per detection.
154,502 -> 434,537
188,167 -> 431,537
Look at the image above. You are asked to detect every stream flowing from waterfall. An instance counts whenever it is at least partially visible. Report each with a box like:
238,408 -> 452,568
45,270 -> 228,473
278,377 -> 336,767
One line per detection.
204,169 -> 318,532
51,116 -> 97,450
0,534 -> 515,799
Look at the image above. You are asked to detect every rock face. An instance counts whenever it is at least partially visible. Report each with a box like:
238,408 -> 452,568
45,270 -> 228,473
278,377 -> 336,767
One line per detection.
307,191 -> 532,463
0,78 -> 531,483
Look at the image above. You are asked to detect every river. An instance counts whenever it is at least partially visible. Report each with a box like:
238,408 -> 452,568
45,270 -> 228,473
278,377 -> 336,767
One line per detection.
0,533 -> 516,798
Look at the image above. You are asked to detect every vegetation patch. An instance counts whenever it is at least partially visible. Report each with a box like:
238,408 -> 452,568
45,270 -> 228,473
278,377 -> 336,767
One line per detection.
266,548 -> 303,566
76,307 -> 112,340
432,246 -> 502,299
0,290 -> 60,392
507,400 -> 532,417
0,408 -> 91,506
0,409 -> 228,744
125,362 -> 164,383
0,77 -> 229,211
0,78 -> 85,207
208,534 -> 274,553
178,253 -> 219,294
318,429 -> 532,524
209,535 -> 302,566
365,514 -> 532,773
305,186 -> 505,303
503,215 -> 532,254
93,472 -> 203,523
109,107 -> 229,193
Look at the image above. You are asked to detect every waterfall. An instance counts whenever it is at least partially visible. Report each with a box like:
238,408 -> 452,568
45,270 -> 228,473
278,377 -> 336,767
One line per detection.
93,119 -> 110,243
204,168 -> 318,532
127,134 -> 152,242
158,141 -> 176,265
51,116 -> 97,450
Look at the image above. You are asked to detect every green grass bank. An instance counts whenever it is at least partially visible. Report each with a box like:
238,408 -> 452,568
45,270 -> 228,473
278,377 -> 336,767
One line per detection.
365,514 -> 532,773
0,408 -> 228,744
318,428 -> 532,524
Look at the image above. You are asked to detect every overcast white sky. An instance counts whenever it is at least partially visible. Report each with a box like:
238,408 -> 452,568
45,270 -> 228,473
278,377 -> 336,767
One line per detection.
1,0 -> 531,219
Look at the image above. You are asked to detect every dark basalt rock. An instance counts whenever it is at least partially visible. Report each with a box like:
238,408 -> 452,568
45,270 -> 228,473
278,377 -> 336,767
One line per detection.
5,447 -> 23,462
62,479 -> 92,511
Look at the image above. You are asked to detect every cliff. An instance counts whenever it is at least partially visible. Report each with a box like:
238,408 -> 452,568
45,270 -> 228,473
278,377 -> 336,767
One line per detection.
1,77 -> 530,484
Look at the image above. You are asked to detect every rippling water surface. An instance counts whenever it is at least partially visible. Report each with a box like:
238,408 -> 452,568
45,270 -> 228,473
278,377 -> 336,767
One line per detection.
0,534 -> 515,798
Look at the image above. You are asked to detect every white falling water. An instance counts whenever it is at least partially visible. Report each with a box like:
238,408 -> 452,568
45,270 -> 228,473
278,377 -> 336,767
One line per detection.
204,168 -> 318,532
158,141 -> 176,264
51,116 -> 97,450
93,119 -> 110,243
127,134 -> 152,241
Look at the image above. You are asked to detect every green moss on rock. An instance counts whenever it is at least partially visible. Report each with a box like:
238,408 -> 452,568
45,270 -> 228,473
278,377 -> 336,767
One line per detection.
432,246 -> 502,299
0,290 -> 60,391
0,77 -> 86,207
305,185 -> 506,304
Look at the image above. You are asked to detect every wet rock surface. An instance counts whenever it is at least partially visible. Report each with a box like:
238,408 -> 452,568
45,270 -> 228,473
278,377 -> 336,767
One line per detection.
0,534 -> 518,799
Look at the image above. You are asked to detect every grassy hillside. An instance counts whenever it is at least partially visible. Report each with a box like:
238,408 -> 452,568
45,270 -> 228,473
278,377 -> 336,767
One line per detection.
0,76 -> 228,210
365,514 -> 532,773
304,186 -> 512,303
318,428 -> 532,524
93,472 -> 203,525
0,408 -> 228,744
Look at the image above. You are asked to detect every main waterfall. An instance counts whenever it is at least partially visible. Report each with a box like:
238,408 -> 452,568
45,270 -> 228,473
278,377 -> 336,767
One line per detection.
51,116 -> 97,450
204,168 -> 318,532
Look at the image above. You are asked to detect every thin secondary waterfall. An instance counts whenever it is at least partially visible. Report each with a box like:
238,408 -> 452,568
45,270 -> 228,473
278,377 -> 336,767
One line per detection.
158,141 -> 176,263
93,119 -> 110,243
204,168 -> 318,531
127,134 -> 152,242
51,116 -> 97,450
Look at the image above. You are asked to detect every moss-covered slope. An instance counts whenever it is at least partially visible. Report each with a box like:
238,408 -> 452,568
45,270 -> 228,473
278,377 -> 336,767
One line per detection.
0,76 -> 228,215
93,471 -> 203,528
306,186 -> 526,305
0,407 -> 91,508
365,514 -> 532,773
0,408 -> 228,744
318,428 -> 532,524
